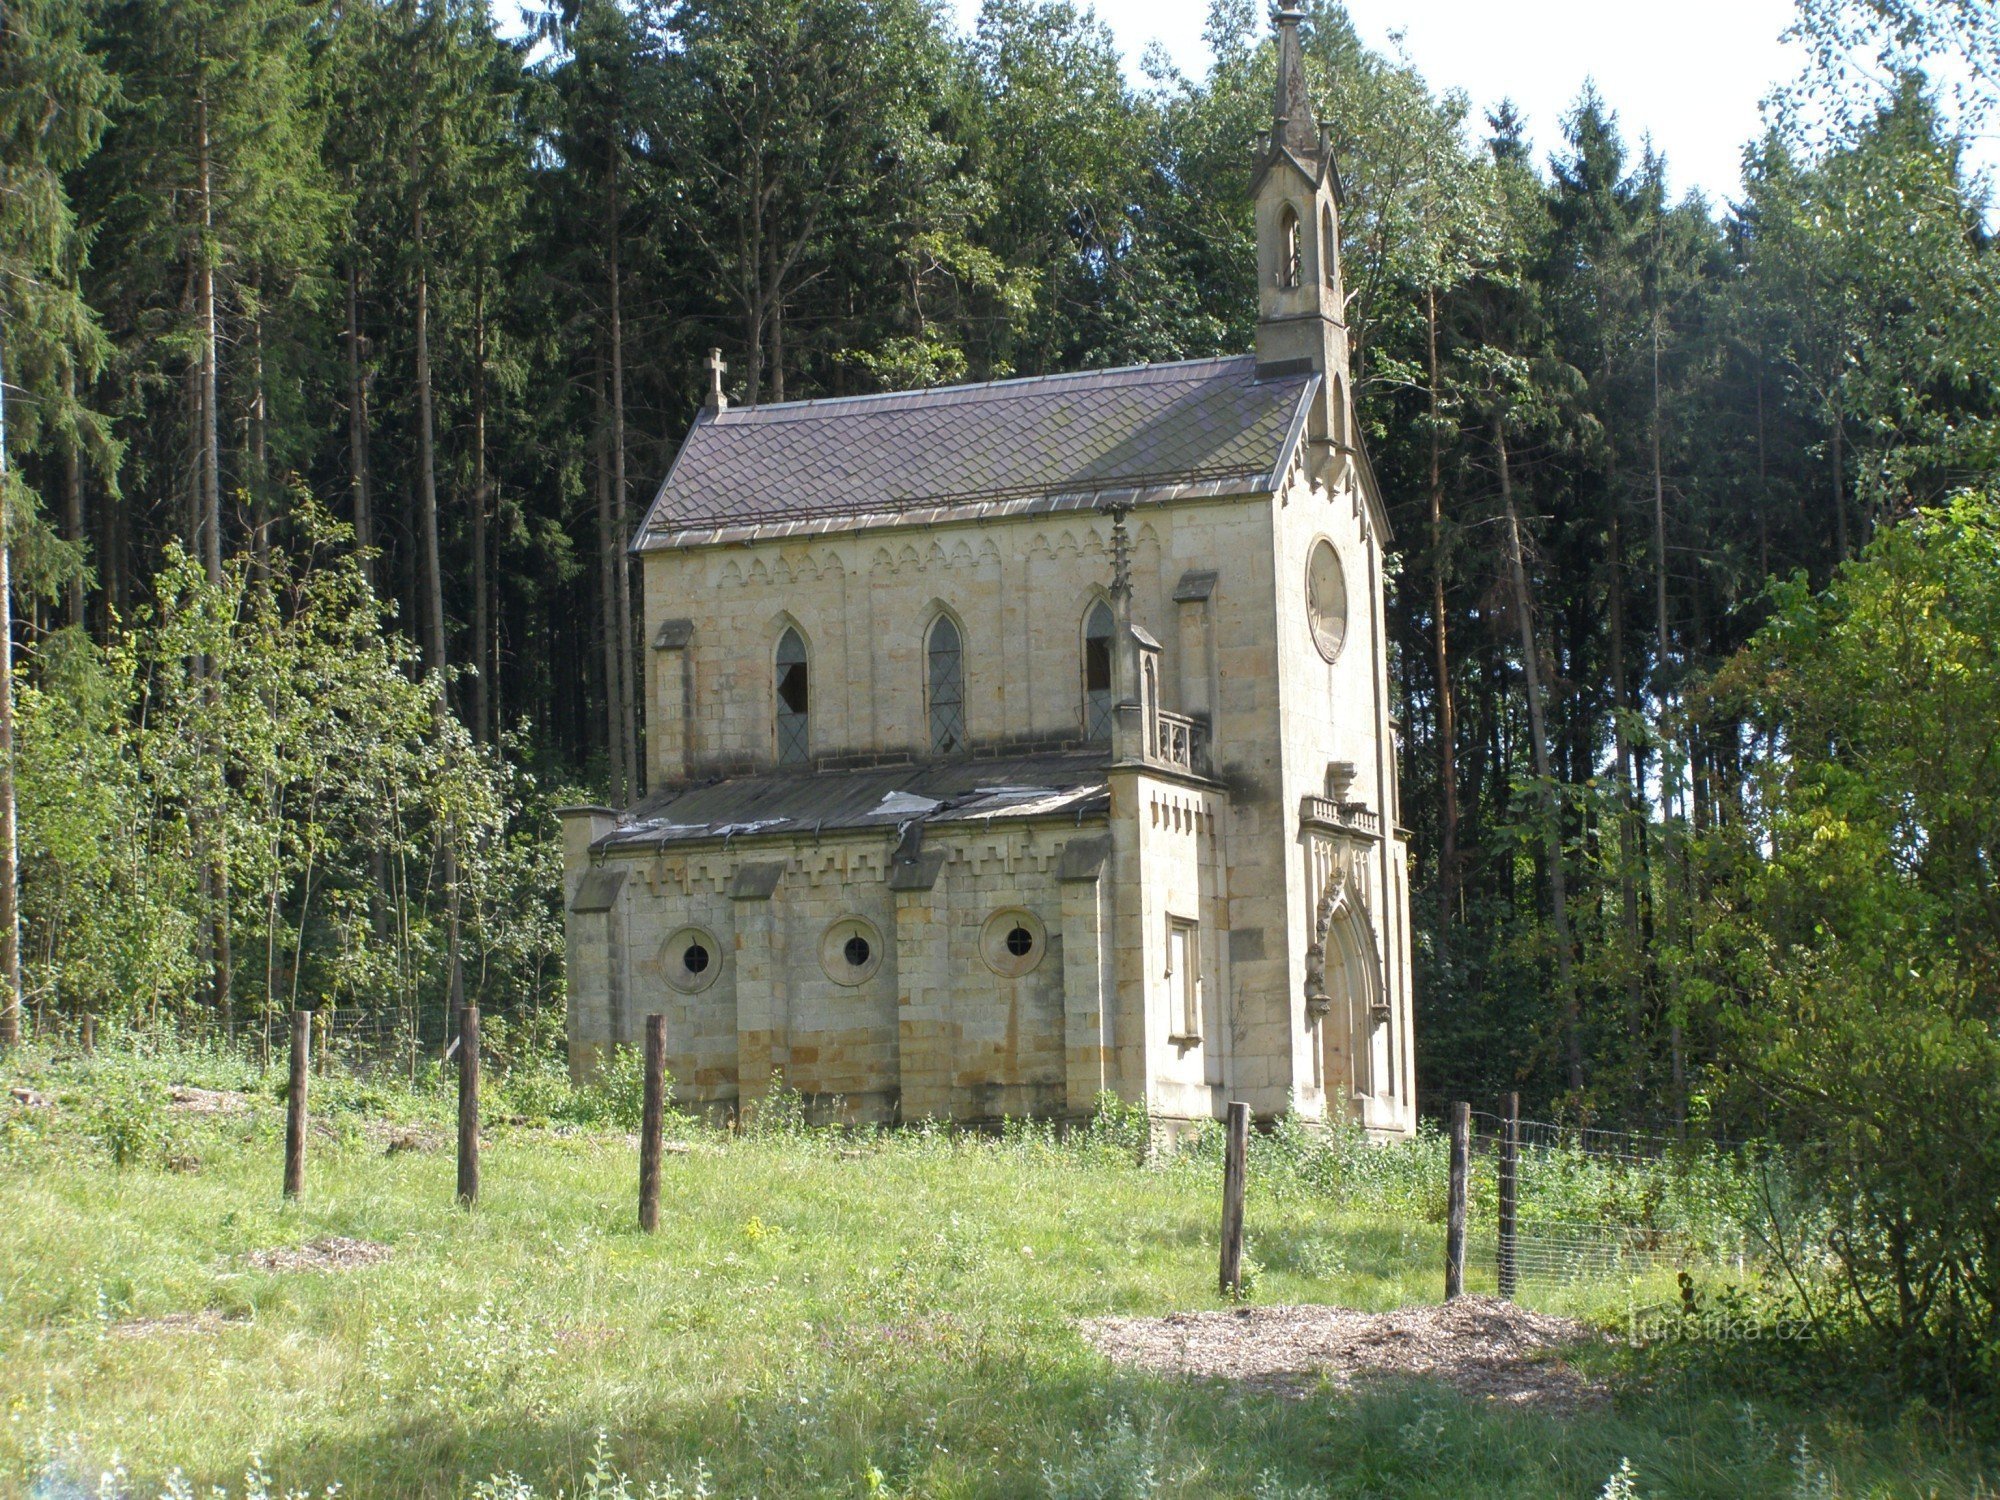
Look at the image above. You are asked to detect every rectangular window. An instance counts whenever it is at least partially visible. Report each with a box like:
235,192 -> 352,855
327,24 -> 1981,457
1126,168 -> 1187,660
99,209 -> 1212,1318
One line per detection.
1166,917 -> 1201,1042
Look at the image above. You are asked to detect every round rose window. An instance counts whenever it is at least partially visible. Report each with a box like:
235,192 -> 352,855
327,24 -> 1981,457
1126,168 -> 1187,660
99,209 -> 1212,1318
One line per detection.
1306,538 -> 1348,662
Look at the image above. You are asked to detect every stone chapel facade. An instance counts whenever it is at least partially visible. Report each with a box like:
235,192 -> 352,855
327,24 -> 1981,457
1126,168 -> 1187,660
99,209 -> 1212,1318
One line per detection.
559,9 -> 1416,1137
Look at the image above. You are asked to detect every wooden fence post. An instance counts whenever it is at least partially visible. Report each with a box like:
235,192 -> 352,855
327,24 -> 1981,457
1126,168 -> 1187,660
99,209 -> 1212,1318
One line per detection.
639,1014 -> 666,1232
283,1004 -> 312,1201
457,1003 -> 480,1207
1218,1100 -> 1250,1297
1498,1091 -> 1519,1298
1445,1099 -> 1470,1299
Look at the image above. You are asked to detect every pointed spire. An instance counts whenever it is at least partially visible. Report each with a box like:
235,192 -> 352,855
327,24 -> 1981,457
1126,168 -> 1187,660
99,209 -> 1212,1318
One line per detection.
1107,503 -> 1133,614
1270,7 -> 1319,160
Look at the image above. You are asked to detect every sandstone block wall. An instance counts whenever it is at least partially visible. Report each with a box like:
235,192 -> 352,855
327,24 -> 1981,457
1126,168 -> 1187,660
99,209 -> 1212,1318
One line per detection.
564,819 -> 1114,1124
605,456 -> 1416,1138
643,499 -> 1281,783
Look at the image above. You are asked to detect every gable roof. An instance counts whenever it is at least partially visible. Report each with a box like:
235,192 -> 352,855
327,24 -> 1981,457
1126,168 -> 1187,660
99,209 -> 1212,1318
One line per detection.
636,355 -> 1317,550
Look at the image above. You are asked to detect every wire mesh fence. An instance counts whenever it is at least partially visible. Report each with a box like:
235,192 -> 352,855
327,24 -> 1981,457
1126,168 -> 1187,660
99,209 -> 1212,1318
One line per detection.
1462,1104 -> 1769,1292
25,1000 -> 554,1086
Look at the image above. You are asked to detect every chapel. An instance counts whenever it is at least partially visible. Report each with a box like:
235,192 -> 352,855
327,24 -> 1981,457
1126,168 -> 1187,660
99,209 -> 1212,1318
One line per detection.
558,8 -> 1416,1137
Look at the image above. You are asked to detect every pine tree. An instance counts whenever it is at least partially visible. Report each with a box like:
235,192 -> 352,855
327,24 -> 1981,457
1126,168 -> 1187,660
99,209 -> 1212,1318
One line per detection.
0,0 -> 113,1047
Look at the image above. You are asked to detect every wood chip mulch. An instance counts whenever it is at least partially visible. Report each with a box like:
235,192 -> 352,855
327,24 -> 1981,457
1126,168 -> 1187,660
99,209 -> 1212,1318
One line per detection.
245,1236 -> 393,1273
1082,1295 -> 1608,1412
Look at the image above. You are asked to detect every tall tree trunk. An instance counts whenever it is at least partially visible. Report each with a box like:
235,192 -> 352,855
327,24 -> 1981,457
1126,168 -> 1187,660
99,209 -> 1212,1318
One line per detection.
593,358 -> 628,805
471,276 -> 491,745
250,298 -> 270,583
1650,313 -> 1670,700
1607,481 -> 1645,1111
607,181 -> 638,794
1652,312 -> 1685,1130
61,361 -> 83,627
744,149 -> 766,406
345,257 -> 390,946
0,330 -> 23,1049
770,292 -> 785,405
345,259 -> 375,589
1426,289 -> 1459,925
198,92 -> 222,590
1496,414 -> 1583,1094
1754,354 -> 1770,581
1830,396 -> 1850,564
182,269 -> 200,561
412,200 -> 463,1039
413,205 -> 446,684
101,427 -> 123,634
197,88 -> 231,1034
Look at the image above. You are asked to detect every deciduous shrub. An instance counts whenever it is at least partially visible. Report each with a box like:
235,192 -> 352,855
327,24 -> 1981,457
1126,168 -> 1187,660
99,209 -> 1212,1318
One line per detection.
1689,491 -> 2000,1398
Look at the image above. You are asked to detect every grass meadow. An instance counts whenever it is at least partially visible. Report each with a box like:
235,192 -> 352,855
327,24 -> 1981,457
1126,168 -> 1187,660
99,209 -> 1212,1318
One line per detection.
2,1039 -> 1994,1499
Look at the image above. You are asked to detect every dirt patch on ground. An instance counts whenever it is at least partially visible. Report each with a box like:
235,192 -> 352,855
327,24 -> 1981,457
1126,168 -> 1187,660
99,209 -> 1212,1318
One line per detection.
112,1310 -> 248,1339
368,1120 -> 448,1154
1082,1295 -> 1608,1412
617,1134 -> 701,1153
168,1085 -> 249,1115
246,1235 -> 393,1273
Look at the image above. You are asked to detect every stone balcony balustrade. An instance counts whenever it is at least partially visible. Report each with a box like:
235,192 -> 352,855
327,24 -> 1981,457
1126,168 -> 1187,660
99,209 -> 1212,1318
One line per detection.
1299,794 -> 1379,838
1112,704 -> 1213,777
1153,710 -> 1209,775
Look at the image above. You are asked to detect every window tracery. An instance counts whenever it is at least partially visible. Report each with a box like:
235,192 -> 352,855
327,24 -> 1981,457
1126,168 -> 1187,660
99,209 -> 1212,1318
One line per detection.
926,614 -> 965,754
775,627 -> 810,765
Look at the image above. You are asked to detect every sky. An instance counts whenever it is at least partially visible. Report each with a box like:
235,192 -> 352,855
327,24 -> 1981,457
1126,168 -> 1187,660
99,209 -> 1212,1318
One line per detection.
957,0 -> 1809,209
499,0 -> 1990,213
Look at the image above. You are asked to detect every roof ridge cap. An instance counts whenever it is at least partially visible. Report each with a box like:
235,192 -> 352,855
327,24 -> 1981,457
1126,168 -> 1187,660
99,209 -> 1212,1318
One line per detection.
712,354 -> 1257,422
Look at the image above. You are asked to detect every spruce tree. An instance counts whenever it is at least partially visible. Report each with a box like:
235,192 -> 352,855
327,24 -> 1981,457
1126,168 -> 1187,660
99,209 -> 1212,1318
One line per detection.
0,0 -> 113,1047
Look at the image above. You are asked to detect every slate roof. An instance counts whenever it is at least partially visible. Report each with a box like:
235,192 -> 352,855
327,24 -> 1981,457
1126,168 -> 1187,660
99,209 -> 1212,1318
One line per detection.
637,355 -> 1317,549
588,750 -> 1111,856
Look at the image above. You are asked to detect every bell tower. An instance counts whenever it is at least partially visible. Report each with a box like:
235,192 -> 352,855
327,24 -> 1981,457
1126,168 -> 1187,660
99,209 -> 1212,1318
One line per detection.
1254,7 -> 1350,449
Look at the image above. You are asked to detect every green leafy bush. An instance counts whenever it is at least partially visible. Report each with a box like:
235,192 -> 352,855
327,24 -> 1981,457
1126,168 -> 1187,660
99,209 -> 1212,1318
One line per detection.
87,1075 -> 171,1169
568,1044 -> 650,1131
1690,491 -> 2000,1397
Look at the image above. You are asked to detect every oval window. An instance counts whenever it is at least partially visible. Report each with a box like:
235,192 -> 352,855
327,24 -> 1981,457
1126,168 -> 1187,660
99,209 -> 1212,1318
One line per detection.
1306,538 -> 1349,662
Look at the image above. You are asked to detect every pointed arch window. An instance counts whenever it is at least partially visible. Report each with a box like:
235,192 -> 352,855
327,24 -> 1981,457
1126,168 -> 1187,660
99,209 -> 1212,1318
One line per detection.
1278,205 -> 1302,289
1083,601 -> 1116,743
775,627 -> 810,766
926,614 -> 966,755
1322,204 -> 1338,288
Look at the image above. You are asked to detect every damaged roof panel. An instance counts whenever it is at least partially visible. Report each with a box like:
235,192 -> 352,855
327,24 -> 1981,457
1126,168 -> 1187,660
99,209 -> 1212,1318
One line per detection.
593,751 -> 1112,854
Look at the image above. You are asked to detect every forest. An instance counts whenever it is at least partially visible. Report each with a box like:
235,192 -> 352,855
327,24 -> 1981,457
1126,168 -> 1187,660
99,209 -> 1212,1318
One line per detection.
0,0 -> 1995,1153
